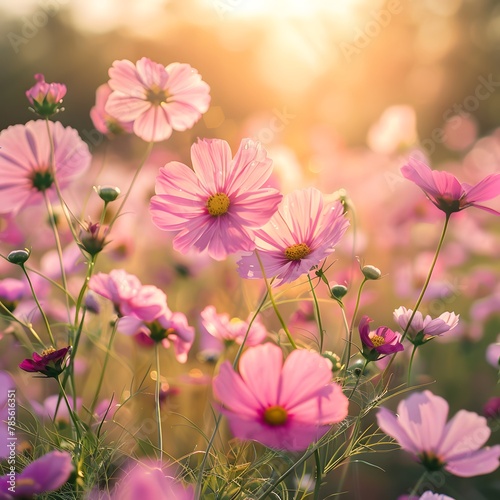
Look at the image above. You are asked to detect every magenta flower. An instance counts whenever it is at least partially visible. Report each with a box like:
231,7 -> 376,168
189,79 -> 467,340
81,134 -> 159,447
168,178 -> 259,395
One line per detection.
90,83 -> 133,136
150,138 -> 283,260
19,346 -> 71,378
0,120 -> 91,215
483,397 -> 500,420
401,157 -> 500,216
377,390 -> 500,477
212,343 -> 349,451
106,57 -> 210,142
237,188 -> 349,286
359,315 -> 404,360
199,305 -> 268,346
25,73 -> 66,117
0,450 -> 73,499
393,307 -> 459,344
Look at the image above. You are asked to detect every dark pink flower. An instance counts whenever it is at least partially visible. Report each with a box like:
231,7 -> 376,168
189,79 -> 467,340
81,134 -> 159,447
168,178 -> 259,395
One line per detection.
359,315 -> 404,360
0,451 -> 73,499
401,157 -> 500,215
150,138 -> 282,260
483,397 -> 500,420
237,188 -> 349,286
19,346 -> 71,378
25,73 -> 66,117
0,120 -> 91,215
90,83 -> 133,136
212,343 -> 349,451
377,390 -> 500,477
106,57 -> 210,142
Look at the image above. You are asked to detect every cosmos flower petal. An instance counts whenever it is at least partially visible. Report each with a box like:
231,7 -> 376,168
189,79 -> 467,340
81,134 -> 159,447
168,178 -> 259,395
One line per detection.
444,446 -> 500,477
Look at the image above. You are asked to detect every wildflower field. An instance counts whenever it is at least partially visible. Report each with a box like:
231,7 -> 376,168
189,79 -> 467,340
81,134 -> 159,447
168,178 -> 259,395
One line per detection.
0,1 -> 499,499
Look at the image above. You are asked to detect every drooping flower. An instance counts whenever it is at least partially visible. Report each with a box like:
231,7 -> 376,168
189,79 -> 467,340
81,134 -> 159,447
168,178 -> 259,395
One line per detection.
106,57 -> 210,142
199,305 -> 267,347
90,83 -> 133,136
0,450 -> 73,499
19,346 -> 71,378
150,138 -> 282,260
237,188 -> 349,286
25,73 -> 66,117
401,156 -> 500,216
118,309 -> 194,363
359,315 -> 404,361
393,307 -> 459,344
0,120 -> 91,215
212,343 -> 349,451
377,390 -> 500,477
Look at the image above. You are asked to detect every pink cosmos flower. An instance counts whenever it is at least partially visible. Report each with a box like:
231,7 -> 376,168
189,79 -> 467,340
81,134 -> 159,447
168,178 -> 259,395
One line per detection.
25,73 -> 66,117
401,157 -> 500,215
89,270 -> 165,319
199,305 -> 267,346
399,494 -> 455,500
0,450 -> 73,499
486,339 -> 500,368
150,138 -> 283,260
212,343 -> 349,451
90,83 -> 133,136
95,461 -> 194,500
237,188 -> 349,286
359,315 -> 404,360
119,310 -> 194,363
393,307 -> 459,343
106,57 -> 210,142
0,120 -> 91,215
377,390 -> 500,477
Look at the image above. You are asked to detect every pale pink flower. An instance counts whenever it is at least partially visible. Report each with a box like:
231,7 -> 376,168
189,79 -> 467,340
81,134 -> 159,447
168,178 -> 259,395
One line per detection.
393,307 -> 459,340
199,305 -> 267,346
90,83 -> 133,136
106,57 -> 210,142
150,138 -> 282,260
377,390 -> 500,477
97,461 -> 194,500
118,310 -> 194,363
0,120 -> 91,214
26,73 -> 66,117
212,343 -> 349,451
486,341 -> 500,368
237,188 -> 349,286
401,156 -> 500,215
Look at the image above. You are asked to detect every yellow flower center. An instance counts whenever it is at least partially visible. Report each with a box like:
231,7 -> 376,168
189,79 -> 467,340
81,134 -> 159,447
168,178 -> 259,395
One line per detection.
146,86 -> 169,106
370,334 -> 386,347
263,405 -> 288,426
207,193 -> 230,216
284,243 -> 311,261
41,346 -> 56,356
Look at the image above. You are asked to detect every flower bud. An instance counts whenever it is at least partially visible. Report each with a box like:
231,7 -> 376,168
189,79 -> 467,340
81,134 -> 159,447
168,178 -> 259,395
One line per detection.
322,351 -> 342,372
331,284 -> 348,300
7,249 -> 31,265
78,221 -> 108,256
96,185 -> 121,203
361,265 -> 382,280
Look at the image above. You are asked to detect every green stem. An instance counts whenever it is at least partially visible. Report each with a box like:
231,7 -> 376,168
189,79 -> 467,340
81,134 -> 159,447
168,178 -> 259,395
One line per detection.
74,255 -> 97,329
382,214 -> 450,382
43,190 -> 71,323
313,449 -> 322,500
20,264 -> 55,346
348,359 -> 369,400
308,275 -> 324,352
255,250 -> 297,349
0,301 -> 42,349
108,141 -> 154,231
89,321 -> 118,417
409,471 -> 428,496
338,303 -> 351,378
155,343 -> 163,462
407,344 -> 418,385
349,278 -> 367,334
56,376 -> 82,443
